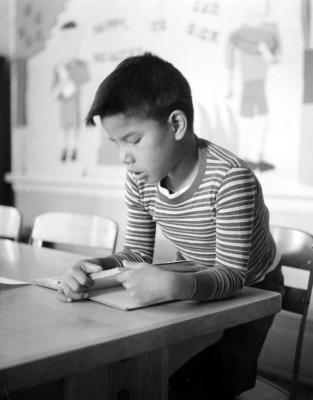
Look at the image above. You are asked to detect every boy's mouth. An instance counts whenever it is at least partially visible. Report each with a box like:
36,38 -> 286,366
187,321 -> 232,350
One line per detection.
130,171 -> 145,180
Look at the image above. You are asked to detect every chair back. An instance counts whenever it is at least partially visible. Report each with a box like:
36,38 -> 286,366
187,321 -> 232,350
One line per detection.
0,205 -> 22,240
270,225 -> 313,399
30,212 -> 118,255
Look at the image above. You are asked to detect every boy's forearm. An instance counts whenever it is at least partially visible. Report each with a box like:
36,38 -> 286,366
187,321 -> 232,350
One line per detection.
171,269 -> 236,302
142,270 -> 219,302
192,268 -> 244,301
169,272 -> 220,301
170,273 -> 197,300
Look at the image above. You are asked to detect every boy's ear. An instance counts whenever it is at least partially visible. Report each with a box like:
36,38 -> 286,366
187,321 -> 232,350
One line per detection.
168,110 -> 187,141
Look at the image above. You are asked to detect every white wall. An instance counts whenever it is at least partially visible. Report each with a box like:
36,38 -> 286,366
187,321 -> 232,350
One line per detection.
8,0 -> 312,187
0,0 -> 9,55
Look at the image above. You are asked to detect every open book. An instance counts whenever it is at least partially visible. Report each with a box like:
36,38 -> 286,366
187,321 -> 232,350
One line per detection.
34,260 -> 204,311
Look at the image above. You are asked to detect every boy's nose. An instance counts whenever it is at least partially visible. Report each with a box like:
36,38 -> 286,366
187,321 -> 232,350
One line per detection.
120,148 -> 134,165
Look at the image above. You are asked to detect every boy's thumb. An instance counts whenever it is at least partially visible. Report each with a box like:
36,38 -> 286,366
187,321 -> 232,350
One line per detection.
82,262 -> 103,274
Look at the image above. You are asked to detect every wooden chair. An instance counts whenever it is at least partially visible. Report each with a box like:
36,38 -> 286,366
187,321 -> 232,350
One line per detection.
238,226 -> 313,400
30,212 -> 118,257
0,205 -> 22,240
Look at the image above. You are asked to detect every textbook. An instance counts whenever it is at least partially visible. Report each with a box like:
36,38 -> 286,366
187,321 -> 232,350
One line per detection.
34,260 -> 204,311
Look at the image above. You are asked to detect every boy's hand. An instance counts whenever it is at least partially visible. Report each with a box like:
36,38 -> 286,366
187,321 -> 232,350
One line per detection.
57,260 -> 103,302
116,261 -> 195,305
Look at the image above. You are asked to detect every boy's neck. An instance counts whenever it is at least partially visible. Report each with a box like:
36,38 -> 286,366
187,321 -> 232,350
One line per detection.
162,134 -> 199,193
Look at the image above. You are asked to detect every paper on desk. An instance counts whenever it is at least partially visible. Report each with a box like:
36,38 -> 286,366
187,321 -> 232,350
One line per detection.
0,276 -> 31,286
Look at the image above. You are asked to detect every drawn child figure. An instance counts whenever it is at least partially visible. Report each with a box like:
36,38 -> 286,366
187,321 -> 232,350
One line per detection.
52,21 -> 89,162
58,53 -> 284,399
226,2 -> 281,171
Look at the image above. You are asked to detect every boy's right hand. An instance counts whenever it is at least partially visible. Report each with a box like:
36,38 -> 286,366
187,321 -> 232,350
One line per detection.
57,260 -> 103,302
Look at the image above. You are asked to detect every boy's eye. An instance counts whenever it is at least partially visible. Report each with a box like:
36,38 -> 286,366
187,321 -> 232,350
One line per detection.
129,138 -> 141,145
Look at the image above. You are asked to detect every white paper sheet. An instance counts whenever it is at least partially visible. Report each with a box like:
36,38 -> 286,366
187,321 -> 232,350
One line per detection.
0,277 -> 31,286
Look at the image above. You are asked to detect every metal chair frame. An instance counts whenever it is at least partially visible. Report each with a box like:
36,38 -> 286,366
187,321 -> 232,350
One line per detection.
239,225 -> 313,400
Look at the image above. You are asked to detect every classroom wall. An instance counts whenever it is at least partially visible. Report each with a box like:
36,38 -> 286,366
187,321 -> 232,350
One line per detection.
6,0 -> 313,186
0,0 -> 9,56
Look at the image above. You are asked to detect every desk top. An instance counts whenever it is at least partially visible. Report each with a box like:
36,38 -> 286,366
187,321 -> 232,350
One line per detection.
0,239 -> 281,392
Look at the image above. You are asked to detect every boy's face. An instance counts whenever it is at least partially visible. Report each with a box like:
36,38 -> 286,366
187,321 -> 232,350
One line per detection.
101,113 -> 179,183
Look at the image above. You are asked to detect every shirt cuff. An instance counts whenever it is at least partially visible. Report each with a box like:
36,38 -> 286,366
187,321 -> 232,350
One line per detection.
191,270 -> 218,301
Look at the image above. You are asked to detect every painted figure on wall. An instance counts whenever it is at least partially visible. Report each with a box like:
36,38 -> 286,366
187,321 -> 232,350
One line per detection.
51,21 -> 89,162
226,2 -> 281,172
13,0 -> 67,126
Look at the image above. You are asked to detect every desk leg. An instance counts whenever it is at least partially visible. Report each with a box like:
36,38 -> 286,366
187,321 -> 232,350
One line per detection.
64,348 -> 168,400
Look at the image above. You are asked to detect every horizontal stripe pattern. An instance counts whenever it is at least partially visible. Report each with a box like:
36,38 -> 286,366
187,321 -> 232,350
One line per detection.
112,139 -> 276,301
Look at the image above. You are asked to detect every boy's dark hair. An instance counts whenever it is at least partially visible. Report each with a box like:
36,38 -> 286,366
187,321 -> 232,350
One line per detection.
85,53 -> 194,129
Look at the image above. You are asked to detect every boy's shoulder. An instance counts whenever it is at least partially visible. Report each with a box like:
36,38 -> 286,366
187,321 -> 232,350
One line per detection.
199,138 -> 250,170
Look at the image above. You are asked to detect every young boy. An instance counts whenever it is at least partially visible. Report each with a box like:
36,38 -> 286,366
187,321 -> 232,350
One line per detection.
59,53 -> 284,399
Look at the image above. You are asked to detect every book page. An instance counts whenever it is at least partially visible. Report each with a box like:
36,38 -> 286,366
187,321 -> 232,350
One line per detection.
33,260 -> 204,310
90,287 -> 173,311
0,277 -> 31,287
34,267 -> 122,291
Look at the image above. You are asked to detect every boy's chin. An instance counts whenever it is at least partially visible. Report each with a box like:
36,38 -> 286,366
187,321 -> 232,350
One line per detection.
132,171 -> 164,184
143,174 -> 161,184
143,176 -> 156,184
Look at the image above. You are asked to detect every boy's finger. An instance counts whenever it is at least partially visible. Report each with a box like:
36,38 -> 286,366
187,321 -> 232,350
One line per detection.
57,284 -> 89,302
116,271 -> 129,283
62,275 -> 88,293
68,268 -> 92,287
81,262 -> 103,275
57,287 -> 68,302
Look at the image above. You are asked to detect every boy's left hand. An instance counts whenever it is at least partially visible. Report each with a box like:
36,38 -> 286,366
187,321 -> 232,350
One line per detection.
116,261 -> 176,305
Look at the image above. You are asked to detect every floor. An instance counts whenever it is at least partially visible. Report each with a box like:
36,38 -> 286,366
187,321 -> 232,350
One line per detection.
237,375 -> 313,400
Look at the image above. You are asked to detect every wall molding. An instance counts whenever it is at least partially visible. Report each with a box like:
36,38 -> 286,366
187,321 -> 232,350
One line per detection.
6,172 -> 313,213
5,170 -> 125,197
260,176 -> 313,215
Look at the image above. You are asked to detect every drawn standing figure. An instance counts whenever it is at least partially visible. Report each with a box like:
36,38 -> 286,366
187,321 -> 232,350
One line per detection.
226,2 -> 281,172
52,21 -> 89,162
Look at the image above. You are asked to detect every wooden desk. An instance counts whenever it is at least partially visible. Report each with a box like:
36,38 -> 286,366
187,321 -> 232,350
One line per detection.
0,240 -> 281,400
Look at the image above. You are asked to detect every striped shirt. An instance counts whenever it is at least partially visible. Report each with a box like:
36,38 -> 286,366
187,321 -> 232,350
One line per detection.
100,139 -> 276,301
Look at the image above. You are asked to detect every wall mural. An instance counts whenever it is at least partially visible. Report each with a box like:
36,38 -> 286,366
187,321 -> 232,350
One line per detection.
10,0 -> 313,188
51,21 -> 90,163
12,0 -> 67,126
225,7 -> 281,172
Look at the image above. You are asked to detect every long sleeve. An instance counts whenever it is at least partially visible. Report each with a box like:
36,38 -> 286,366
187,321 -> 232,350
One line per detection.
92,174 -> 156,270
191,168 -> 257,301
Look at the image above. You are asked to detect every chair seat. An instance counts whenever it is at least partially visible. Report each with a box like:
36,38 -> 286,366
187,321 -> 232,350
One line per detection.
237,376 -> 289,400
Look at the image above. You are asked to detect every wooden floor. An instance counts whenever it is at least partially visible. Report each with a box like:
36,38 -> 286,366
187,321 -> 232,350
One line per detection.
237,375 -> 313,400
271,376 -> 313,400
